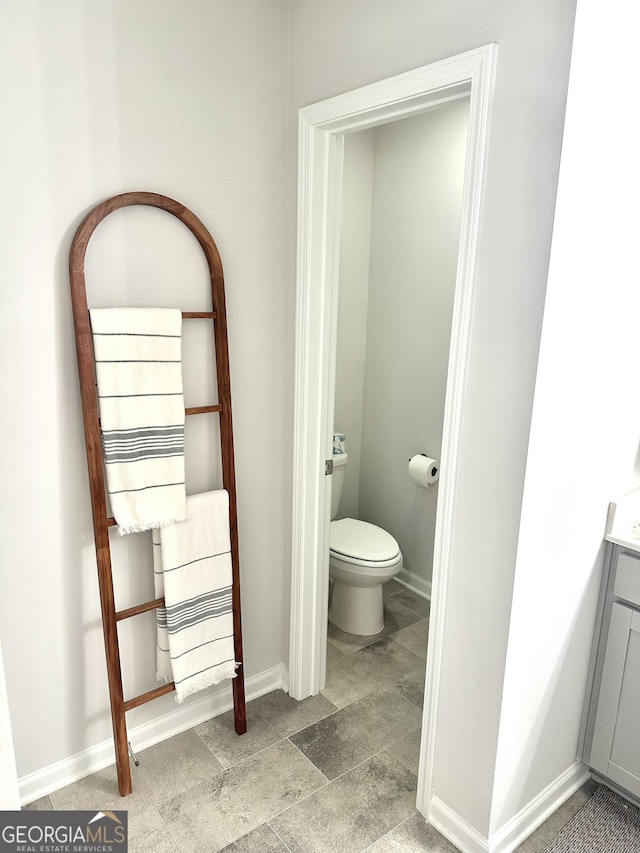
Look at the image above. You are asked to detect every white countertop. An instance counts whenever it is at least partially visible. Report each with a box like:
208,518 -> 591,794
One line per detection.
605,488 -> 640,554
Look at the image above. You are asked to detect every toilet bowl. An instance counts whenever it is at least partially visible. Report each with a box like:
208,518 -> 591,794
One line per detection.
329,518 -> 403,635
328,440 -> 403,635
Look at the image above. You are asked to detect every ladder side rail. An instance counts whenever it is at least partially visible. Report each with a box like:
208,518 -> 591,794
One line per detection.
68,262 -> 132,797
210,270 -> 247,735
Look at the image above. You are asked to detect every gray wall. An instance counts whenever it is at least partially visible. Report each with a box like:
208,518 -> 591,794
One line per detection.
333,129 -> 375,521
0,0 -> 290,781
335,101 -> 469,589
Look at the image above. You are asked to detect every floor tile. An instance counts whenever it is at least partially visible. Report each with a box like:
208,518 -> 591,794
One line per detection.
366,811 -> 459,852
22,795 -> 54,810
383,579 -> 405,600
388,728 -> 422,775
322,635 -> 424,709
50,730 -> 224,817
218,822 -> 290,852
394,666 -> 426,709
158,738 -> 327,853
129,809 -> 180,853
326,637 -> 347,665
34,599 -> 590,853
270,750 -> 417,853
392,589 -> 430,618
328,598 -> 423,654
290,688 -> 422,780
516,779 -> 598,852
196,688 -> 336,768
391,617 -> 430,660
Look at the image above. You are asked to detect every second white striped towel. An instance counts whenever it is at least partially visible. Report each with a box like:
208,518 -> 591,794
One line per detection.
90,307 -> 187,535
153,490 -> 238,702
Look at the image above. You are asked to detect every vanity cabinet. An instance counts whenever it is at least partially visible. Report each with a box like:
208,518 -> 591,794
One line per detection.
583,545 -> 640,799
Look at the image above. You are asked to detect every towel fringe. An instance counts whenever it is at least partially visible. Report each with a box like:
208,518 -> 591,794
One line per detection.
117,516 -> 188,536
173,662 -> 239,704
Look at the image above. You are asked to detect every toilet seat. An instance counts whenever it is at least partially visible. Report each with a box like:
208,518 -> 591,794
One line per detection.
329,518 -> 401,568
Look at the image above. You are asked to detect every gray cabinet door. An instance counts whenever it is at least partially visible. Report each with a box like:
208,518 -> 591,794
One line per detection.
589,602 -> 640,797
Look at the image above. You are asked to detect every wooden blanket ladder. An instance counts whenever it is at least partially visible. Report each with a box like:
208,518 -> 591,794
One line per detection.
69,191 -> 247,797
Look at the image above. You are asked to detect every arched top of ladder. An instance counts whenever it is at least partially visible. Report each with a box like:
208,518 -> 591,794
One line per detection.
69,191 -> 223,278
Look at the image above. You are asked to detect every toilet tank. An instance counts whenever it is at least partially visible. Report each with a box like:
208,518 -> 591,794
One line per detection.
331,452 -> 348,520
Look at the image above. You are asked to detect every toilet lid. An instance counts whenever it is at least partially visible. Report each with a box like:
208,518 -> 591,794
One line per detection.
330,518 -> 400,563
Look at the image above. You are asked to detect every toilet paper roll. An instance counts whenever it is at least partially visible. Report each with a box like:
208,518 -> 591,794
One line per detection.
408,454 -> 440,489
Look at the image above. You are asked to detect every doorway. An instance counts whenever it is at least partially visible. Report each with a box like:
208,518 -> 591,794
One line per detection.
333,99 -> 470,603
289,45 -> 497,817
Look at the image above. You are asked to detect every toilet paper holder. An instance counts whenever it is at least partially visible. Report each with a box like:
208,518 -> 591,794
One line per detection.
408,453 -> 440,488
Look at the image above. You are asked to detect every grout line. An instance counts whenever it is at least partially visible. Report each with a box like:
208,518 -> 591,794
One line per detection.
264,745 -> 420,850
326,636 -> 348,655
190,695 -> 340,773
328,607 -> 428,657
153,805 -> 186,853
320,744 -> 418,787
144,737 -> 331,851
192,717 -> 340,779
268,819 -> 295,852
192,722 -> 224,763
360,811 -> 419,851
284,736 -> 331,787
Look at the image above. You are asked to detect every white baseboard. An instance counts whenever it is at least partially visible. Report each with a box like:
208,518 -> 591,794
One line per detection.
19,663 -> 289,806
396,567 -> 431,600
429,796 -> 490,853
427,761 -> 590,853
487,761 -> 590,852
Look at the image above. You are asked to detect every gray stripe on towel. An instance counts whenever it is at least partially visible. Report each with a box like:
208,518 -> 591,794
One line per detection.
109,480 -> 185,495
166,588 -> 232,633
92,332 -> 181,338
105,448 -> 184,464
169,634 -> 234,660
173,659 -> 236,686
163,551 -> 231,574
103,425 -> 184,439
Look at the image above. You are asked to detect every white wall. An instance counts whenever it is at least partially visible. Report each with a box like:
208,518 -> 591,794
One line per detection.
0,639 -> 19,809
289,0 -> 576,838
491,0 -> 640,835
0,0 -> 289,787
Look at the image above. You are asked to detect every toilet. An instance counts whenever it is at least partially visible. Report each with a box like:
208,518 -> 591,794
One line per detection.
329,442 -> 403,635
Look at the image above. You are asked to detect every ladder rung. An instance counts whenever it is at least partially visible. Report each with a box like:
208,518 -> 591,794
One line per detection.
124,682 -> 175,712
116,597 -> 165,622
182,311 -> 216,319
186,404 -> 222,416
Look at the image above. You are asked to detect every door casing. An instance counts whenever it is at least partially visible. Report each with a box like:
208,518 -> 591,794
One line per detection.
289,43 -> 498,818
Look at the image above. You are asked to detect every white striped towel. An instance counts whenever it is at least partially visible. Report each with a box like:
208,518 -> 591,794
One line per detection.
153,490 -> 238,702
90,308 -> 187,535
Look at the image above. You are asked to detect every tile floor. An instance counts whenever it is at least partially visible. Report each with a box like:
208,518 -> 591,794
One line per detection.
25,580 -> 596,852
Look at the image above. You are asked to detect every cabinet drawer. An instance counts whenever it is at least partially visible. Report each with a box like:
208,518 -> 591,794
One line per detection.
614,553 -> 640,607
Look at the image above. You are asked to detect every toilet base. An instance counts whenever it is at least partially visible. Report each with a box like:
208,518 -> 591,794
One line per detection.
329,580 -> 384,636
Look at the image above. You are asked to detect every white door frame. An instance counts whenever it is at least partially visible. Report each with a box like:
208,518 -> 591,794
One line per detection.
289,44 -> 497,815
